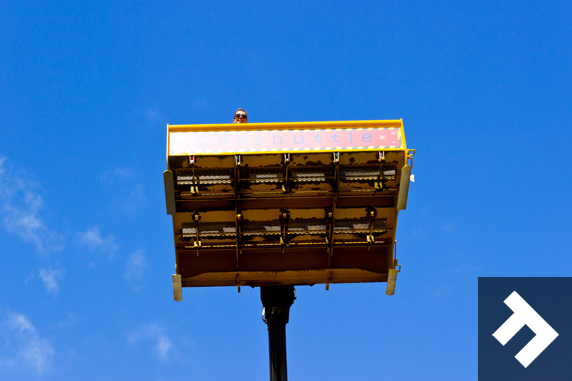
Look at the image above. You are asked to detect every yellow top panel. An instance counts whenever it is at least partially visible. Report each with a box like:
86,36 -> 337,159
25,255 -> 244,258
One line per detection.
168,119 -> 406,156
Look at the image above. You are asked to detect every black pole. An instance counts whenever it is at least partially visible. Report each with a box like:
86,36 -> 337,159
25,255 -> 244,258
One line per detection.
260,285 -> 296,381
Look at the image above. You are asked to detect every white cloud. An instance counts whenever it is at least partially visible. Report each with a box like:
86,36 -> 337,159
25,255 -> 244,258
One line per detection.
24,271 -> 35,285
127,324 -> 173,362
77,226 -> 118,257
38,268 -> 66,295
155,334 -> 172,359
124,250 -> 147,290
0,158 -> 63,253
1,312 -> 54,374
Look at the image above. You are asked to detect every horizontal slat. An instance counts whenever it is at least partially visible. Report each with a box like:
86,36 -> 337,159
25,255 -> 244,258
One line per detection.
181,269 -> 389,287
175,196 -> 395,212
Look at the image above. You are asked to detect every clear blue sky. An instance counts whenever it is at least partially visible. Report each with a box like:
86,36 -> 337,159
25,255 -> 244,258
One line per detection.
1,1 -> 570,380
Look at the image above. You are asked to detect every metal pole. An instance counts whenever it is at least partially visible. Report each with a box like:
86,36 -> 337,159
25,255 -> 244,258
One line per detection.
261,285 -> 296,381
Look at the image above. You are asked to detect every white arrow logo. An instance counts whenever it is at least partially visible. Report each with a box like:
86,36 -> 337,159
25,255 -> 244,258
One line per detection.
493,291 -> 559,368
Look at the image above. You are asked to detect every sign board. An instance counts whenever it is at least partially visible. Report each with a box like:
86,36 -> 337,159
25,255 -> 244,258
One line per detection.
169,128 -> 403,155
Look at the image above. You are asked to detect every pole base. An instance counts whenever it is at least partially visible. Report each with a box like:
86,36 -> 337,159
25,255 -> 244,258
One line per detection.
261,286 -> 296,381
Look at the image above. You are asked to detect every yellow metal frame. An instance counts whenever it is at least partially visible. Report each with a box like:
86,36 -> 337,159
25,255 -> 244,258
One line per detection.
165,119 -> 412,292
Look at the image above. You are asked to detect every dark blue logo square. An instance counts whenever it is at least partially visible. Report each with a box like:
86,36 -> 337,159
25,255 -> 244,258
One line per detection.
479,277 -> 572,380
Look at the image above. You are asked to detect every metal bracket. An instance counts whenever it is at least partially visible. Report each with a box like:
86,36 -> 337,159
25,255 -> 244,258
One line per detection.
236,213 -> 243,258
327,209 -> 335,263
394,240 -> 397,265
234,154 -> 241,196
375,152 -> 386,191
194,213 -> 201,256
366,207 -> 376,250
189,157 -> 198,194
280,210 -> 290,254
163,170 -> 176,215
172,274 -> 182,301
283,153 -> 291,194
407,149 -> 415,168
333,152 -> 341,196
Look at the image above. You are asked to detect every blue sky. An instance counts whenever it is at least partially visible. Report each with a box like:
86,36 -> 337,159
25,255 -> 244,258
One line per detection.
0,0 -> 571,379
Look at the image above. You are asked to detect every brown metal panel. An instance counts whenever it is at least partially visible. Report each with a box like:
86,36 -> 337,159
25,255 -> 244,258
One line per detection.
178,200 -> 235,212
177,250 -> 236,278
181,269 -> 389,287
239,198 -> 333,210
330,247 -> 390,273
336,196 -> 395,208
239,248 -> 329,272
